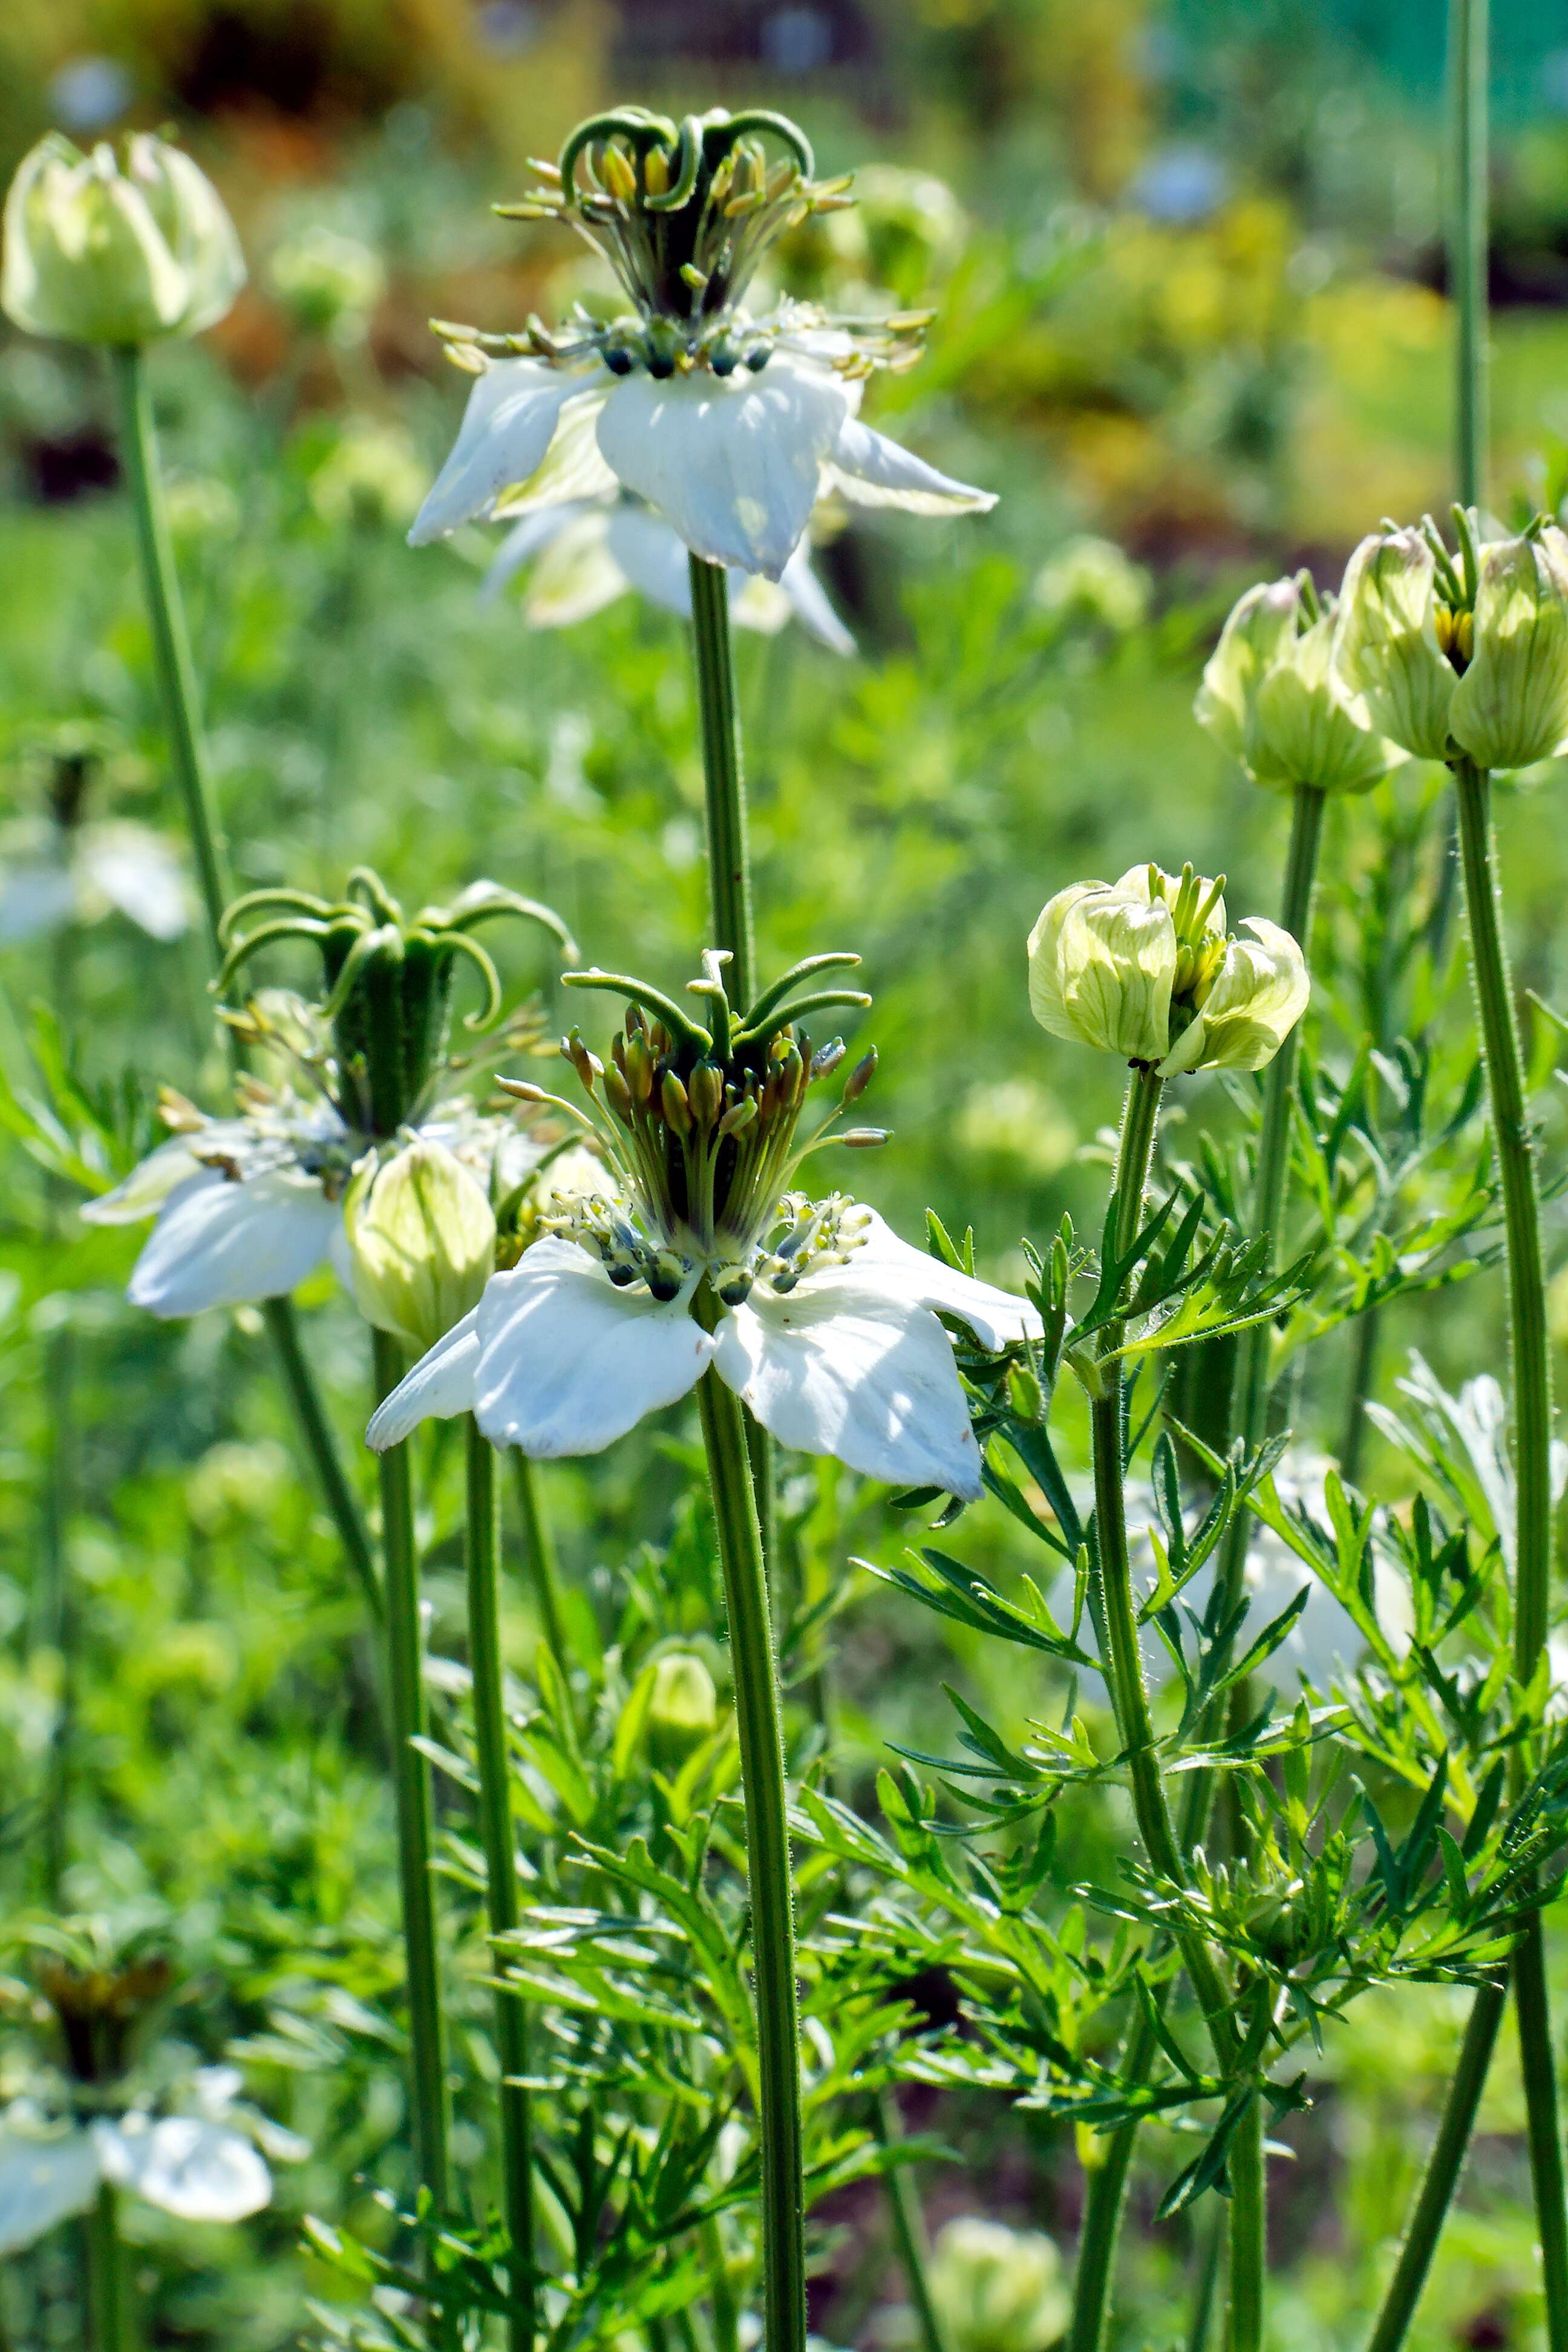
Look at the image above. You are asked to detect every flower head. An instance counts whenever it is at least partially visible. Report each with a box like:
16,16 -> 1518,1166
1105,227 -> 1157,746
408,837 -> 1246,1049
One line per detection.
1196,571 -> 1402,795
408,107 -> 993,580
1336,507 -> 1568,771
368,950 -> 1039,1501
482,495 -> 854,653
2,131 -> 244,346
1027,862 -> 1308,1077
0,1918 -> 293,2256
927,2216 -> 1069,2352
83,869 -> 577,1319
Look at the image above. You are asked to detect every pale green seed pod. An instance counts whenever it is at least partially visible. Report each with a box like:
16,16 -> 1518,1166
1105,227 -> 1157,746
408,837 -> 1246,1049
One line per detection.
2,131 -> 245,347
1449,528 -> 1568,771
1200,573 -> 1403,793
1028,864 -> 1307,1078
646,1651 -> 719,1768
345,1138 -> 497,1353
1333,528 -> 1457,762
927,2216 -> 1070,2352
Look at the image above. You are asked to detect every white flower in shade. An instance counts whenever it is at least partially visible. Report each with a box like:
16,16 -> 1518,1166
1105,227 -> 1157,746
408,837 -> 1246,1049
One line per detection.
0,818 -> 193,944
482,496 -> 854,653
408,106 -> 993,582
1027,862 -> 1309,1078
0,2068 -> 275,2253
369,953 -> 1039,1501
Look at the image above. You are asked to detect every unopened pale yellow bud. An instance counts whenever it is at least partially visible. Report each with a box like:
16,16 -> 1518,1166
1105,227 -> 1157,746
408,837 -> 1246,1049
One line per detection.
1449,529 -> 1568,771
1194,577 -> 1299,766
1160,916 -> 1310,1077
3,131 -> 244,346
1333,528 -> 1456,761
345,1139 -> 497,1353
927,2217 -> 1069,2352
647,1651 -> 719,1767
1027,878 -> 1174,1067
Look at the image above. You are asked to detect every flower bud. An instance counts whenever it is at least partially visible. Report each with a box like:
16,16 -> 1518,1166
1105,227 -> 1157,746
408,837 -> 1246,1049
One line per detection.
345,1139 -> 497,1353
1449,528 -> 1568,770
1028,864 -> 1307,1079
927,2216 -> 1069,2352
267,224 -> 384,344
1333,529 -> 1457,761
3,132 -> 244,346
646,1651 -> 719,1768
1198,577 -> 1400,796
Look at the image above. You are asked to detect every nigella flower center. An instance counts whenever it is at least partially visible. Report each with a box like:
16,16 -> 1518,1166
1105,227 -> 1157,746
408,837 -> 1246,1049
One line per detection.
520,948 -> 884,1303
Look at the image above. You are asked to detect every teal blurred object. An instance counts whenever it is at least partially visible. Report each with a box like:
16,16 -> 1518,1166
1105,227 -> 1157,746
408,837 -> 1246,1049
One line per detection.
1167,0 -> 1564,122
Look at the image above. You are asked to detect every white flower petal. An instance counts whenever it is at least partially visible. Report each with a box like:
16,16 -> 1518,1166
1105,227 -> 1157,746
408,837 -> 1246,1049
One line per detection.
0,861 -> 76,942
128,1169 -> 339,1316
479,504 -> 587,605
94,2114 -> 270,2223
714,1271 -> 983,1500
78,827 -> 192,939
491,385 -> 619,517
596,356 -> 854,580
81,1135 -> 202,1225
731,573 -> 794,635
776,540 -> 855,655
472,1238 -> 713,1456
0,2122 -> 100,2253
845,1209 -> 1041,1350
365,1307 -> 482,1449
604,502 -> 697,617
523,509 -> 627,627
408,361 -> 589,546
824,416 -> 996,517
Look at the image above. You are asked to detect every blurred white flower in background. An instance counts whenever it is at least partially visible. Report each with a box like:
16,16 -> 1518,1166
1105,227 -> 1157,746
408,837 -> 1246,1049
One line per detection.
482,495 -> 854,653
0,816 -> 192,942
0,2066 -> 286,2253
926,2216 -> 1069,2352
1033,535 -> 1150,636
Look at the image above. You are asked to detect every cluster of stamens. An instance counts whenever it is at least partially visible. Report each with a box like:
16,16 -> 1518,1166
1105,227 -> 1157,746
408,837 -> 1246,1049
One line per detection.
1160,862 -> 1229,1029
433,105 -> 931,385
505,949 -> 886,1304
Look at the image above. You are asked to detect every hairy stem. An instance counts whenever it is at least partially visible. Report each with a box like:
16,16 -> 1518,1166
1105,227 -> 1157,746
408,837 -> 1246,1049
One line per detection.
687,554 -> 755,1010
372,1329 -> 451,2220
694,1336 -> 805,2352
1451,0 -> 1489,511
110,341 -> 376,1621
465,1421 -> 535,2350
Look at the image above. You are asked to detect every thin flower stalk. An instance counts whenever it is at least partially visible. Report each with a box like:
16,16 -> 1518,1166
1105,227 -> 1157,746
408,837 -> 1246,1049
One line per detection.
1086,1067 -> 1262,2348
693,1323 -> 806,2352
86,2181 -> 129,2352
373,1328 -> 452,2229
465,1420 -> 535,2352
108,338 -> 377,1616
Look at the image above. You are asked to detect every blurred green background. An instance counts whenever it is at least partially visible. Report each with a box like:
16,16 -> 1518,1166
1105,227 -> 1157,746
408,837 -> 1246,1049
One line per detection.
5,3 -> 1568,2347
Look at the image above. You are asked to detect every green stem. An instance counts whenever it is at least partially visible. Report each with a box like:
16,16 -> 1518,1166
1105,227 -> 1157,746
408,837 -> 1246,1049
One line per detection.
687,554 -> 754,1010
1364,1981 -> 1504,2352
1451,0 -> 1489,512
1187,2204 -> 1225,2352
261,1296 -> 381,1622
372,1328 -> 451,2220
1068,2061 -> 1149,2352
86,2182 -> 129,2352
872,2091 -> 952,2352
109,344 -> 229,962
465,1422 -> 535,2352
512,1452 -> 568,1671
110,342 -> 377,1627
1452,758 -> 1568,2341
1338,1304 -> 1380,1491
694,1336 -> 805,2352
1090,1070 -> 1256,2343
1224,2096 -> 1266,2352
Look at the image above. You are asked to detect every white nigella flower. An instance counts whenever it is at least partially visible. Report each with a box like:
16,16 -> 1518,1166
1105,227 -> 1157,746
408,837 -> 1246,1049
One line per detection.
83,870 -> 581,1321
0,2067 -> 275,2252
481,495 -> 855,654
0,815 -> 193,943
408,105 -> 994,581
370,952 -> 1039,1500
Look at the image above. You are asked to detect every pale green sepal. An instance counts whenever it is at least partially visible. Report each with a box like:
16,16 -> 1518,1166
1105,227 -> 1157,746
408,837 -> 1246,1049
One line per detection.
1450,530 -> 1568,771
1334,528 -> 1456,761
1247,612 -> 1403,795
1172,916 -> 1310,1076
1194,577 -> 1299,764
